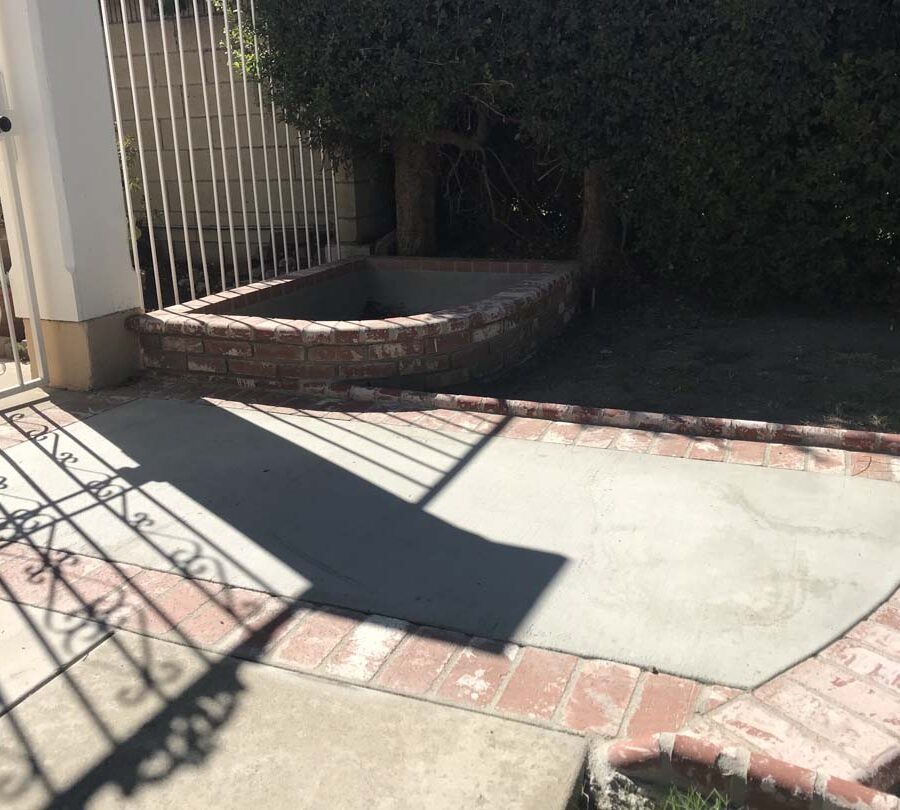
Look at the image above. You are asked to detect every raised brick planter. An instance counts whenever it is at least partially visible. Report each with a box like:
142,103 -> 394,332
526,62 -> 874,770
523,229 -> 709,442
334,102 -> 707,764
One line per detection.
126,256 -> 579,391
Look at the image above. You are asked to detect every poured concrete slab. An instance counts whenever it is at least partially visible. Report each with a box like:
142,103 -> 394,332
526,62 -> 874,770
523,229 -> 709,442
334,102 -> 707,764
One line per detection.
0,601 -> 108,712
1,397 -> 898,687
0,633 -> 586,809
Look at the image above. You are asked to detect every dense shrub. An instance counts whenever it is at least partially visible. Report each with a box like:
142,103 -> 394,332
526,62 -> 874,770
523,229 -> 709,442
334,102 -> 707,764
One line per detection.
516,0 -> 900,308
245,0 -> 899,309
245,0 -> 511,256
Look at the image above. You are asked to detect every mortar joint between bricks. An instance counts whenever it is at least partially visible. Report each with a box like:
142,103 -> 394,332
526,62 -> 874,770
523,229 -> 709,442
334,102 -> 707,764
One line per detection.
486,641 -> 526,712
616,668 -> 650,739
812,770 -> 830,810
835,632 -> 900,666
694,681 -> 744,717
685,679 -> 709,719
423,634 -> 470,699
550,655 -> 585,728
371,628 -> 418,687
717,745 -> 750,808
369,621 -> 415,685
260,603 -> 315,660
704,717 -> 765,754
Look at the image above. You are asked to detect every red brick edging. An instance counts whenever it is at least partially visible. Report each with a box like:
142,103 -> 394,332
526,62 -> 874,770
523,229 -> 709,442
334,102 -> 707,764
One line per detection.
308,382 -> 900,457
602,733 -> 899,810
2,385 -> 900,798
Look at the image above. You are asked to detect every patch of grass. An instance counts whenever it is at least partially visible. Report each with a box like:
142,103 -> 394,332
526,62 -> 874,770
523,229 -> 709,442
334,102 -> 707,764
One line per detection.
663,786 -> 734,810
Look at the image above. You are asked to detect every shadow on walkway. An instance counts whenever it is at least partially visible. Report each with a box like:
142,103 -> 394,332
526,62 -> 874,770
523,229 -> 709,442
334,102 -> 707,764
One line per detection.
0,388 -> 566,807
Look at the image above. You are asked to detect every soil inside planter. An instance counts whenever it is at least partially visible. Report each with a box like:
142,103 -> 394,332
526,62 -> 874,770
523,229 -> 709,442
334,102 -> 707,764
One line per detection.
232,268 -> 540,321
456,293 -> 900,433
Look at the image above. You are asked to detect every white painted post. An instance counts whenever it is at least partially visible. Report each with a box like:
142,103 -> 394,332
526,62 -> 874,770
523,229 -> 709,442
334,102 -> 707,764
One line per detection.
0,0 -> 143,390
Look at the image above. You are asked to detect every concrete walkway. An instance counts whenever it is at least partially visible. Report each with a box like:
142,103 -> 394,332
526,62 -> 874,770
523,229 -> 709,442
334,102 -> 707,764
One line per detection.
0,607 -> 584,809
0,382 -> 899,806
1,394 -> 896,687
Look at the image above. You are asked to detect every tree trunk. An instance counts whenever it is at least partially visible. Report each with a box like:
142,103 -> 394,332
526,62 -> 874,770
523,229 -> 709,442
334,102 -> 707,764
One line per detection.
393,137 -> 439,256
579,161 -> 621,282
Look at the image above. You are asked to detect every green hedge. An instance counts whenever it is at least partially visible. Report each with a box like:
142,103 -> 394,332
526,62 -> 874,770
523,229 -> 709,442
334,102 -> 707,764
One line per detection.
245,0 -> 899,309
517,0 -> 900,308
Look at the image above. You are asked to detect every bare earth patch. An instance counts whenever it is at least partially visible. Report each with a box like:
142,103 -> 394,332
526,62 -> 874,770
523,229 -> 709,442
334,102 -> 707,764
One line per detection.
460,296 -> 900,433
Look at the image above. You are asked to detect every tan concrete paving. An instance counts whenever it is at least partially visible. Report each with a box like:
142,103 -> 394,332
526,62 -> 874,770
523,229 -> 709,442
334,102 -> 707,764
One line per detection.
0,600 -> 107,711
0,632 -> 586,810
1,396 -> 897,686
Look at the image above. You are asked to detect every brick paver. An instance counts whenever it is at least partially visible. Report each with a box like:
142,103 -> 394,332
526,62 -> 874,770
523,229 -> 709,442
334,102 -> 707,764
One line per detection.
729,440 -> 768,466
323,616 -> 409,681
3,533 -> 900,787
575,425 -> 618,449
496,647 -> 578,720
438,639 -> 518,708
688,438 -> 728,462
768,444 -> 810,471
624,673 -> 701,737
650,433 -> 694,458
269,608 -> 360,670
560,659 -> 641,735
376,629 -> 464,695
541,421 -> 584,445
711,698 -> 858,780
614,429 -> 656,453
755,678 -> 898,768
2,384 -> 900,792
497,417 -> 548,441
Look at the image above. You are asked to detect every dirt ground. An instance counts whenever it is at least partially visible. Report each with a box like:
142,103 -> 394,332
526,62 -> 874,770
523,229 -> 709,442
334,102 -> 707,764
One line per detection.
462,296 -> 900,433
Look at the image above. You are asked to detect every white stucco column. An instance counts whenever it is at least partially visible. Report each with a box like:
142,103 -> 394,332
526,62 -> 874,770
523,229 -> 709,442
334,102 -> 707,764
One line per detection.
0,0 -> 142,390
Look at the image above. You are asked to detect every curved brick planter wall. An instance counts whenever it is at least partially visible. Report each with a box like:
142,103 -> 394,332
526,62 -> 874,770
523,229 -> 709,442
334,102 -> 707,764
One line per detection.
597,734 -> 900,810
127,256 -> 578,391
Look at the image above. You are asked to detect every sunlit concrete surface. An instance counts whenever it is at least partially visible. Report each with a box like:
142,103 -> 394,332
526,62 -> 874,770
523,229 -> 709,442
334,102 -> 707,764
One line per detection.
0,633 -> 586,809
1,397 -> 897,687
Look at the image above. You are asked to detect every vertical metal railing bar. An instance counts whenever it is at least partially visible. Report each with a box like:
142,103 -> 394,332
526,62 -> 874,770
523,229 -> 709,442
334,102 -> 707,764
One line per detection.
285,123 -> 301,272
103,1 -> 343,301
296,132 -> 312,268
330,160 -> 341,260
194,0 -> 227,292
220,0 -> 248,287
99,0 -> 145,309
137,0 -> 180,304
0,211 -> 24,386
157,0 -> 197,301
233,1 -> 264,281
248,0 -> 276,278
116,0 -> 163,308
319,146 -> 331,262
271,112 -> 289,273
0,134 -> 48,383
174,1 -> 210,294
308,144 -> 321,265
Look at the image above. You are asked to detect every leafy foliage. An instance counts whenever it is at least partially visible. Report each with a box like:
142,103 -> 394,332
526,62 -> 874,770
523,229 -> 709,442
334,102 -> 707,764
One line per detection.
515,0 -> 900,308
663,785 -> 734,810
244,0 -> 511,157
243,0 -> 899,308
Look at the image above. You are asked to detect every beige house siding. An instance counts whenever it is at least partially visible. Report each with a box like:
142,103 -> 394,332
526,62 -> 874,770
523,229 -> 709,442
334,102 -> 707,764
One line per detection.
105,11 -> 392,272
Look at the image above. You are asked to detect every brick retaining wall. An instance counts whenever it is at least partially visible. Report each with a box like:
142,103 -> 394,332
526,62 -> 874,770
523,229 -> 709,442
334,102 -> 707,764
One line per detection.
126,256 -> 579,391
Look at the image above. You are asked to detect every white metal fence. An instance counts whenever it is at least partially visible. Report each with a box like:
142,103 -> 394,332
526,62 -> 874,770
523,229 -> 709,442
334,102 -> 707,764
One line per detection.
99,0 -> 342,310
